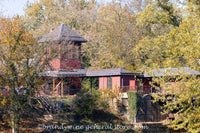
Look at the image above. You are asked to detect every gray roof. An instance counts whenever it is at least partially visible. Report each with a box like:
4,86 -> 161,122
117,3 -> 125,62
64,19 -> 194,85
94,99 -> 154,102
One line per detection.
38,23 -> 87,43
42,69 -> 87,77
86,68 -> 139,77
144,67 -> 200,77
42,68 -> 139,77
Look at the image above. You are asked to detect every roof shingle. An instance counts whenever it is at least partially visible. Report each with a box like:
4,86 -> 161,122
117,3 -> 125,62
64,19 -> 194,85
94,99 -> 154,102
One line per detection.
42,68 -> 139,77
144,67 -> 200,77
38,23 -> 87,43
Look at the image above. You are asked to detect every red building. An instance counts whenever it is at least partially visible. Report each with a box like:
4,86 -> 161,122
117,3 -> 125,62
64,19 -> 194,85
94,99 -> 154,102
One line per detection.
39,23 -> 87,96
143,67 -> 200,93
86,68 -> 139,92
39,23 -> 154,96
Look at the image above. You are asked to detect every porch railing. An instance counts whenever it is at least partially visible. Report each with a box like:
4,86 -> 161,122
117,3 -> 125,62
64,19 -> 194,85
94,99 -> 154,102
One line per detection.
119,86 -> 154,94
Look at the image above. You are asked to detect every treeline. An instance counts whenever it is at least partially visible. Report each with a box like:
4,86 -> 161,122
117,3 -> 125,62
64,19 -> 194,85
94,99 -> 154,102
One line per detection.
21,0 -> 199,72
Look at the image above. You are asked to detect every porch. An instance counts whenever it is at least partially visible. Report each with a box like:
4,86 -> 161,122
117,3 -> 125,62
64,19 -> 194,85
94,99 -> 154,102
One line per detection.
39,68 -> 153,97
120,85 -> 154,94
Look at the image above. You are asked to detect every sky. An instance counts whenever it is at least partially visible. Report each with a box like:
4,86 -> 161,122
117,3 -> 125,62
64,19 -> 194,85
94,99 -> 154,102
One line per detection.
0,0 -> 113,18
0,0 -> 37,17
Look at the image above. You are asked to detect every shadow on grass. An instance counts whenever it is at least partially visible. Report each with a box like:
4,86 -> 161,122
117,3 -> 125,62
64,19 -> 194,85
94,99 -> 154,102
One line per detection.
91,109 -> 122,123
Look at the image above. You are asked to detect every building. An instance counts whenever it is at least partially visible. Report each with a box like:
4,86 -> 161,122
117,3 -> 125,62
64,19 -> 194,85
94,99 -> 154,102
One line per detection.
39,23 -> 87,96
143,67 -> 200,93
86,68 -> 141,93
38,23 -> 200,97
38,23 -> 147,96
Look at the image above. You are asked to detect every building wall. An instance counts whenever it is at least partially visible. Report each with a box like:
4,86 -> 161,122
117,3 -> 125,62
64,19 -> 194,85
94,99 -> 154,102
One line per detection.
45,42 -> 82,71
60,43 -> 81,70
49,58 -> 60,70
99,77 -> 108,90
121,75 -> 135,86
120,75 -> 136,92
112,76 -> 121,89
143,77 -> 152,94
99,76 -> 121,90
41,41 -> 82,96
99,76 -> 137,91
129,80 -> 138,91
60,60 -> 81,70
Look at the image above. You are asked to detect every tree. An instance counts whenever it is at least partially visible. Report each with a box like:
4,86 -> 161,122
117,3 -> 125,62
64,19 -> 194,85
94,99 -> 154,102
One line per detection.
133,1 -> 200,131
152,74 -> 200,132
136,0 -> 182,37
84,2 -> 142,70
0,18 -> 49,133
24,0 -> 97,39
24,0 -> 98,68
134,6 -> 200,71
24,0 -> 145,71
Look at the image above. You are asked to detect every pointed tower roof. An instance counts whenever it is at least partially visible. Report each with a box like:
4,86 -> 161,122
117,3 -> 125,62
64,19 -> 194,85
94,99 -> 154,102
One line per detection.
38,23 -> 87,43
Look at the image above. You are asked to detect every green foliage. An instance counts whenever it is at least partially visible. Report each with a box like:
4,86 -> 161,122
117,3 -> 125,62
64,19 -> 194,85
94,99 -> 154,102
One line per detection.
24,0 -> 97,38
152,75 -> 200,132
72,88 -> 101,118
134,1 -> 200,131
0,18 -> 50,133
127,92 -> 142,123
24,0 -> 143,71
98,98 -> 110,111
81,77 -> 99,90
134,11 -> 200,71
136,0 -> 182,38
87,2 -> 140,70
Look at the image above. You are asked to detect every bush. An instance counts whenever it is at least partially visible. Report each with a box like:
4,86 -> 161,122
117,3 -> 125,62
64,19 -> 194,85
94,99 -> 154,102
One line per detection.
127,91 -> 142,123
98,99 -> 109,110
72,88 -> 101,118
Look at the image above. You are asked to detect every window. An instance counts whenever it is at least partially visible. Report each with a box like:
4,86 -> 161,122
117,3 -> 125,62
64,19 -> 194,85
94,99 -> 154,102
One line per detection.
51,45 -> 59,58
61,44 -> 80,60
74,45 -> 80,60
68,45 -> 73,60
61,44 -> 68,59
107,77 -> 112,90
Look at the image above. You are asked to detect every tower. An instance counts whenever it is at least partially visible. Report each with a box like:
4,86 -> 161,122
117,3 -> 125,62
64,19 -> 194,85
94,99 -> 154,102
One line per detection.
39,23 -> 87,96
39,23 -> 87,71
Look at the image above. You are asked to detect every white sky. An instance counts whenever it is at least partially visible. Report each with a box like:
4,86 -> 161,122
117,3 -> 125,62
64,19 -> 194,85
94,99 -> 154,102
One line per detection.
0,0 -> 113,18
0,0 -> 37,17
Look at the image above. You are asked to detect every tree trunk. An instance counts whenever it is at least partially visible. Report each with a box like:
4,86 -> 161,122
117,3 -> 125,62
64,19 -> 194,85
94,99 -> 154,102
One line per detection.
11,113 -> 20,133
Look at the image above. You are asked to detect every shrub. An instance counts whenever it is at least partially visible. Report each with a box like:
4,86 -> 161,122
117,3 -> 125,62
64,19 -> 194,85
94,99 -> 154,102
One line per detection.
72,89 -> 100,118
127,91 -> 142,123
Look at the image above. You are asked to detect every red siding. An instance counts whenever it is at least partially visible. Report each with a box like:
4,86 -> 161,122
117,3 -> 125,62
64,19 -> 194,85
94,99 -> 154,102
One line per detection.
130,80 -> 138,91
43,43 -> 82,71
99,76 -> 136,91
60,60 -> 81,70
49,58 -> 61,70
121,75 -> 135,86
99,76 -> 121,90
112,76 -> 121,89
99,77 -> 107,90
